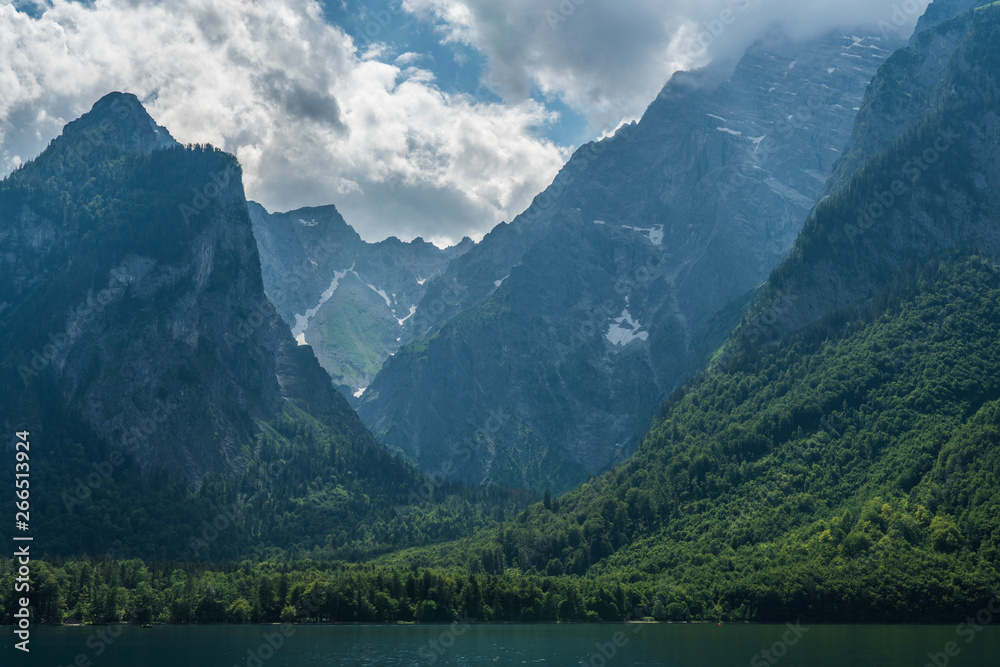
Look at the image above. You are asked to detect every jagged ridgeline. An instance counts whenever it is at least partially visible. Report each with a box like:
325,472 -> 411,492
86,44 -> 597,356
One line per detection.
0,93 -> 527,560
763,2 -> 1000,330
354,28 -> 900,495
366,4 -> 1000,620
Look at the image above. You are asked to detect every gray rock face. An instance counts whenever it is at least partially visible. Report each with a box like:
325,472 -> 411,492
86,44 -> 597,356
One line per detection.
67,92 -> 180,154
0,93 -> 363,487
826,0 -> 992,195
910,0 -> 991,39
250,202 -> 472,400
355,30 -> 900,493
762,6 -> 1000,336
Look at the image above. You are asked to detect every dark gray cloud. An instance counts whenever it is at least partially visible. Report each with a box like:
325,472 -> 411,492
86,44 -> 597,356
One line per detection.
405,0 -> 930,133
258,69 -> 347,131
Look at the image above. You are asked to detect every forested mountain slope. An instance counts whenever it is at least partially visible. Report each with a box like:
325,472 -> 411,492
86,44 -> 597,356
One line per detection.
0,93 -> 526,560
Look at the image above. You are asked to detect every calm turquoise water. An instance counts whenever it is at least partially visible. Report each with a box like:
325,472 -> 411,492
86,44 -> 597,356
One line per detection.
3,623 -> 999,666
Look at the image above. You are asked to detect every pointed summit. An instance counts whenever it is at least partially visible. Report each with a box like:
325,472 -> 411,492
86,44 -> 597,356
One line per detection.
60,91 -> 179,155
911,0 -> 992,41
8,92 -> 182,183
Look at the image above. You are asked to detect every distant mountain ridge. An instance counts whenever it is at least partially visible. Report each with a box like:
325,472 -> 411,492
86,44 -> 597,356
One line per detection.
249,202 -> 472,400
353,28 -> 902,493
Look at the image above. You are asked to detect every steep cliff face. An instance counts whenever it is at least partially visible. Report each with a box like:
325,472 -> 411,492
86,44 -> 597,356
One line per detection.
910,0 -> 991,36
0,93 -> 178,309
825,0 -> 993,195
356,29 -> 901,492
0,92 -> 369,485
0,92 -> 515,559
249,202 -> 472,399
761,4 -> 1000,336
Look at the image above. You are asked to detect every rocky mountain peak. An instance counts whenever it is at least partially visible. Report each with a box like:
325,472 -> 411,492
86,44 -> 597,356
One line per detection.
911,0 -> 992,40
57,91 -> 178,158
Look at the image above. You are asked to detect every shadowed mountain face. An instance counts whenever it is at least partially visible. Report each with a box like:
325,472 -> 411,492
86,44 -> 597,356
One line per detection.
0,92 -> 360,484
352,29 -> 901,493
249,202 -> 472,401
0,92 -> 499,559
910,0 -> 992,36
759,4 -> 1000,336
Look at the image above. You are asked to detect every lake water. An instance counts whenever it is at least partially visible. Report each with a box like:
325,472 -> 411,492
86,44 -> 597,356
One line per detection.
3,623 -> 999,666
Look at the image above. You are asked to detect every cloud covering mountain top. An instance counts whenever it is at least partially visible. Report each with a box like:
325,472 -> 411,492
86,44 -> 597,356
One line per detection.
1,0 -> 930,244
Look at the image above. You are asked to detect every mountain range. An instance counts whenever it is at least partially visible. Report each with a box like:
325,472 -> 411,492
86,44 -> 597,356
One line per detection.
249,202 -> 472,399
0,92 -> 520,559
366,0 -> 1000,621
294,28 -> 902,493
1,0 -> 998,626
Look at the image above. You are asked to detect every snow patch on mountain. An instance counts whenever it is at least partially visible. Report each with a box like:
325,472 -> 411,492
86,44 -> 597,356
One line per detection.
292,265 -> 352,345
397,305 -> 417,326
605,299 -> 649,346
622,225 -> 664,246
350,270 -> 392,308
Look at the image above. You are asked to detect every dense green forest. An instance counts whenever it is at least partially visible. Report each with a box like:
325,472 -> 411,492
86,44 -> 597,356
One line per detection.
5,253 -> 999,625
367,253 -> 1000,621
29,400 -> 534,560
0,558 -> 659,626
0,100 -> 534,563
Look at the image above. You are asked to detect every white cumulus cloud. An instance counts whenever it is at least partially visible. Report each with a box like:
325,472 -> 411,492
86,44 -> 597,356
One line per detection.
0,0 -> 569,245
403,0 -> 931,134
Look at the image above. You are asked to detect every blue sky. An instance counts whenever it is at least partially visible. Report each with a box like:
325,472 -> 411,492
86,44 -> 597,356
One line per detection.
319,0 -> 591,147
0,0 -> 927,245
